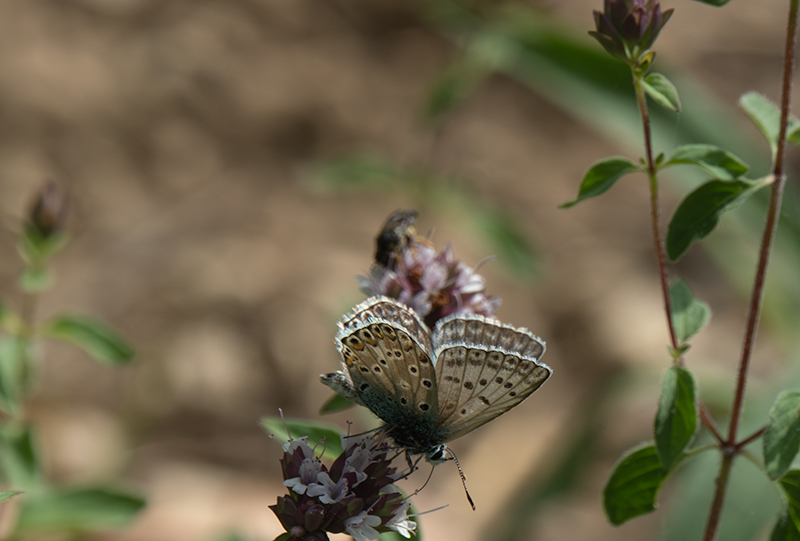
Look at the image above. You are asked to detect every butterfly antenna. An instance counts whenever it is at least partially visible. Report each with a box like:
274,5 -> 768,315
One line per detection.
446,447 -> 475,511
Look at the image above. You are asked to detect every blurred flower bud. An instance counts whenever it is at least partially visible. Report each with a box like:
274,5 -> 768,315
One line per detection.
589,0 -> 673,64
28,180 -> 69,239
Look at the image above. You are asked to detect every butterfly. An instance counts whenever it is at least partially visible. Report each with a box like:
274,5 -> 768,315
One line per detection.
321,296 -> 551,506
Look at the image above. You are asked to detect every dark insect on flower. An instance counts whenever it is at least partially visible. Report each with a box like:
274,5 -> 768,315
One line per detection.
270,434 -> 416,541
589,0 -> 673,65
359,219 -> 500,328
28,180 -> 69,239
374,210 -> 419,269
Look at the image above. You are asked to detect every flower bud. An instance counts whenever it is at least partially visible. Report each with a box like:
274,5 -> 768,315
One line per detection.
589,0 -> 673,64
28,180 -> 69,239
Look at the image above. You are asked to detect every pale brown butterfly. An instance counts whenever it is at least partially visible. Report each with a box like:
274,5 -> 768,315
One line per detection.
321,296 -> 551,507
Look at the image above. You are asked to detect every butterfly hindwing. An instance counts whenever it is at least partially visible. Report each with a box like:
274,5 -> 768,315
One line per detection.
431,314 -> 551,442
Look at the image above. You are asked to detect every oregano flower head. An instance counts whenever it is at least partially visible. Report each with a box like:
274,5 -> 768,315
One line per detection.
589,0 -> 673,65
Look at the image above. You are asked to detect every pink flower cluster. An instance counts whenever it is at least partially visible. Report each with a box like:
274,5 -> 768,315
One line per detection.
359,239 -> 500,329
270,435 -> 416,541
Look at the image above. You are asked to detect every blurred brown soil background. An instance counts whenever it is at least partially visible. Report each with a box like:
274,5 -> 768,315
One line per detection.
0,1 -> 793,540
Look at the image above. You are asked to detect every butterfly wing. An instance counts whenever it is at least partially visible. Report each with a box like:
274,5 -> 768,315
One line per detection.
338,296 -> 433,353
332,297 -> 439,429
431,314 -> 550,442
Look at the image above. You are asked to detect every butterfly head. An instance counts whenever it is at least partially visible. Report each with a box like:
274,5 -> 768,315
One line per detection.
425,444 -> 451,465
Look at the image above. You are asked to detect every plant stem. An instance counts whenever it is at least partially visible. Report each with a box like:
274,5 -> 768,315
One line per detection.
728,0 -> 798,445
736,426 -> 767,450
632,74 -> 680,352
702,1 -> 799,539
632,70 -> 727,448
699,404 -> 725,445
10,288 -> 37,424
703,452 -> 735,541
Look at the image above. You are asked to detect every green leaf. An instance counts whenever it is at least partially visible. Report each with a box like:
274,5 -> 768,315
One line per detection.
666,176 -> 773,261
669,278 -> 711,343
771,508 -> 800,541
740,92 -> 800,158
765,392 -> 800,480
0,425 -> 41,490
664,144 -> 749,180
603,444 -> 668,525
261,418 -> 344,460
642,73 -> 681,112
0,491 -> 23,503
320,393 -> 355,414
561,157 -> 640,208
44,315 -> 134,365
654,366 -> 698,471
780,471 -> 800,531
15,487 -> 145,533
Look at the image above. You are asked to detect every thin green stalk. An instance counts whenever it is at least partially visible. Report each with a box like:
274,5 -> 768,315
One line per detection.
9,288 -> 37,424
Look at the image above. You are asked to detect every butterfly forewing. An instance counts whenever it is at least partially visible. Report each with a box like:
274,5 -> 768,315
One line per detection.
431,315 -> 550,442
334,298 -> 439,426
340,297 -> 433,351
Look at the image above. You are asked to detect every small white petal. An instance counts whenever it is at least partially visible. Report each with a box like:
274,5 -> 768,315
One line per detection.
344,512 -> 382,541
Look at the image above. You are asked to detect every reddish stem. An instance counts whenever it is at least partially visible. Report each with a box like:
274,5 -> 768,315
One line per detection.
703,1 -> 798,539
632,76 -> 680,352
